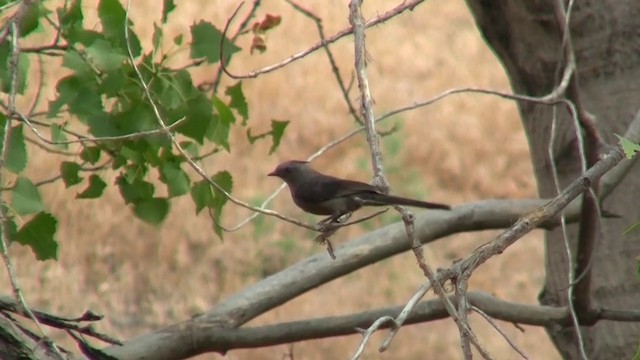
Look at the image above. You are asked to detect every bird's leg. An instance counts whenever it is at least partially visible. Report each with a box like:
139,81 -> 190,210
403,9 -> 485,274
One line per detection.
317,212 -> 352,227
314,212 -> 353,260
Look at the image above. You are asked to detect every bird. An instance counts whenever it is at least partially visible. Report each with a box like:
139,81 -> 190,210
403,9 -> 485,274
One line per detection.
268,160 -> 450,224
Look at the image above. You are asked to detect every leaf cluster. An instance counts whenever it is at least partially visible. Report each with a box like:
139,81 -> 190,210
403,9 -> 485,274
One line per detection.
0,0 -> 287,259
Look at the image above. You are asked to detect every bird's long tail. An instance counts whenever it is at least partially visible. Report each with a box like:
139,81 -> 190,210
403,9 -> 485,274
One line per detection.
359,193 -> 451,210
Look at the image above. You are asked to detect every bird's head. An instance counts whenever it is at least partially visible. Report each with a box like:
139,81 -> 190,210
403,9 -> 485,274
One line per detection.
268,160 -> 310,183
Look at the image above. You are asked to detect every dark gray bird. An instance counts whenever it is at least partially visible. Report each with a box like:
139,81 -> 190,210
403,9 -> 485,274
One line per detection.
268,160 -> 450,223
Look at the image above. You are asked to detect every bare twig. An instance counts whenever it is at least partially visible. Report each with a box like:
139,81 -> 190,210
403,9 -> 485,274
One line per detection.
0,15 -> 64,359
350,316 -> 396,360
313,209 -> 388,259
0,296 -> 121,345
380,280 -> 433,350
221,0 -> 426,79
471,305 -> 529,359
285,0 -> 360,123
547,1 -> 589,357
349,0 -> 385,187
211,0 -> 260,91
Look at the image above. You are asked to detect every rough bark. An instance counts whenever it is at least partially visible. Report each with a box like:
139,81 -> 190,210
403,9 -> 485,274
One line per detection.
466,0 -> 640,358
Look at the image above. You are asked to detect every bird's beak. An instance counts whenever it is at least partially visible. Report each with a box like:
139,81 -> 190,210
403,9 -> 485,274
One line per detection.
267,170 -> 277,177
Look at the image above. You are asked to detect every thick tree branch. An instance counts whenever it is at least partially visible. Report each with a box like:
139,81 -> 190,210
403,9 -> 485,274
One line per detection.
102,291 -> 640,358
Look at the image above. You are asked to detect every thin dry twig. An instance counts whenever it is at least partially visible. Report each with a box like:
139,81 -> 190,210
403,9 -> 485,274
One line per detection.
471,305 -> 529,359
285,0 -> 360,123
210,0 -> 260,91
0,15 -> 64,360
350,316 -> 396,360
0,296 -> 120,345
546,1 -> 589,357
379,281 -> 433,350
313,209 -> 388,259
220,0 -> 426,79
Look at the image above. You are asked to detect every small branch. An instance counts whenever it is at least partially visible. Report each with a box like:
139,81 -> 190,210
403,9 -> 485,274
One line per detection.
471,306 -> 528,359
221,0 -> 426,79
211,0 -> 260,91
0,296 -> 121,345
452,145 -> 624,282
0,15 -> 64,360
285,0 -> 360,123
380,281 -> 433,350
13,111 -> 188,145
350,316 -> 396,360
104,291 -> 640,357
314,209 -> 388,259
349,0 -> 386,187
547,1 -> 589,357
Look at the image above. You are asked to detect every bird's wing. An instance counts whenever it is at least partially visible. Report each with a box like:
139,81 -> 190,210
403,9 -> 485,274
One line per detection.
294,175 -> 378,203
323,177 -> 380,198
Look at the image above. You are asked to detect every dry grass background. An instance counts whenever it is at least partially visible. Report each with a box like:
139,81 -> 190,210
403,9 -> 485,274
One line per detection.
1,0 -> 562,359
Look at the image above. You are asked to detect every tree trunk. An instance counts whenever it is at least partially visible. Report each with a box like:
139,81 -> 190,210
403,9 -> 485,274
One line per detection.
465,0 -> 640,358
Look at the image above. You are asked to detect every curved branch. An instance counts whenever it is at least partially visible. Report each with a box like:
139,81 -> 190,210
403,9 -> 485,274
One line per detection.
103,291 -> 640,358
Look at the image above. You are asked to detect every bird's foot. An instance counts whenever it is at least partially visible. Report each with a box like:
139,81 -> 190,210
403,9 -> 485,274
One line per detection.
317,213 -> 352,228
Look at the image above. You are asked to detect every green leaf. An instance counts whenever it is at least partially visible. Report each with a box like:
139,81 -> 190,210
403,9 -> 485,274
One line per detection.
207,97 -> 235,151
152,23 -> 163,50
98,0 -> 127,38
173,34 -> 183,46
247,119 -> 290,154
157,70 -> 194,110
80,146 -> 101,164
18,2 -> 45,37
59,0 -> 84,34
15,212 -> 58,261
62,49 -> 92,78
624,221 -> 640,235
98,69 -> 126,97
98,0 -> 141,57
85,39 -> 128,71
11,177 -> 44,215
76,174 -> 106,199
180,141 -> 201,158
269,120 -> 289,154
162,0 -> 176,24
190,21 -> 240,64
117,175 -> 155,204
60,161 -> 83,188
225,82 -> 248,124
211,171 -> 233,239
122,162 -> 146,182
190,180 -> 214,214
133,197 -> 169,225
160,162 -> 190,197
180,95 -> 213,144
50,123 -> 69,149
0,45 -> 29,94
615,134 -> 640,159
3,124 -> 27,174
49,74 -> 104,120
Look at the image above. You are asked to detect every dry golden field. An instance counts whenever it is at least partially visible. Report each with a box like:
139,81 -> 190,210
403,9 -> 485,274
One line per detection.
2,0 -> 561,359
